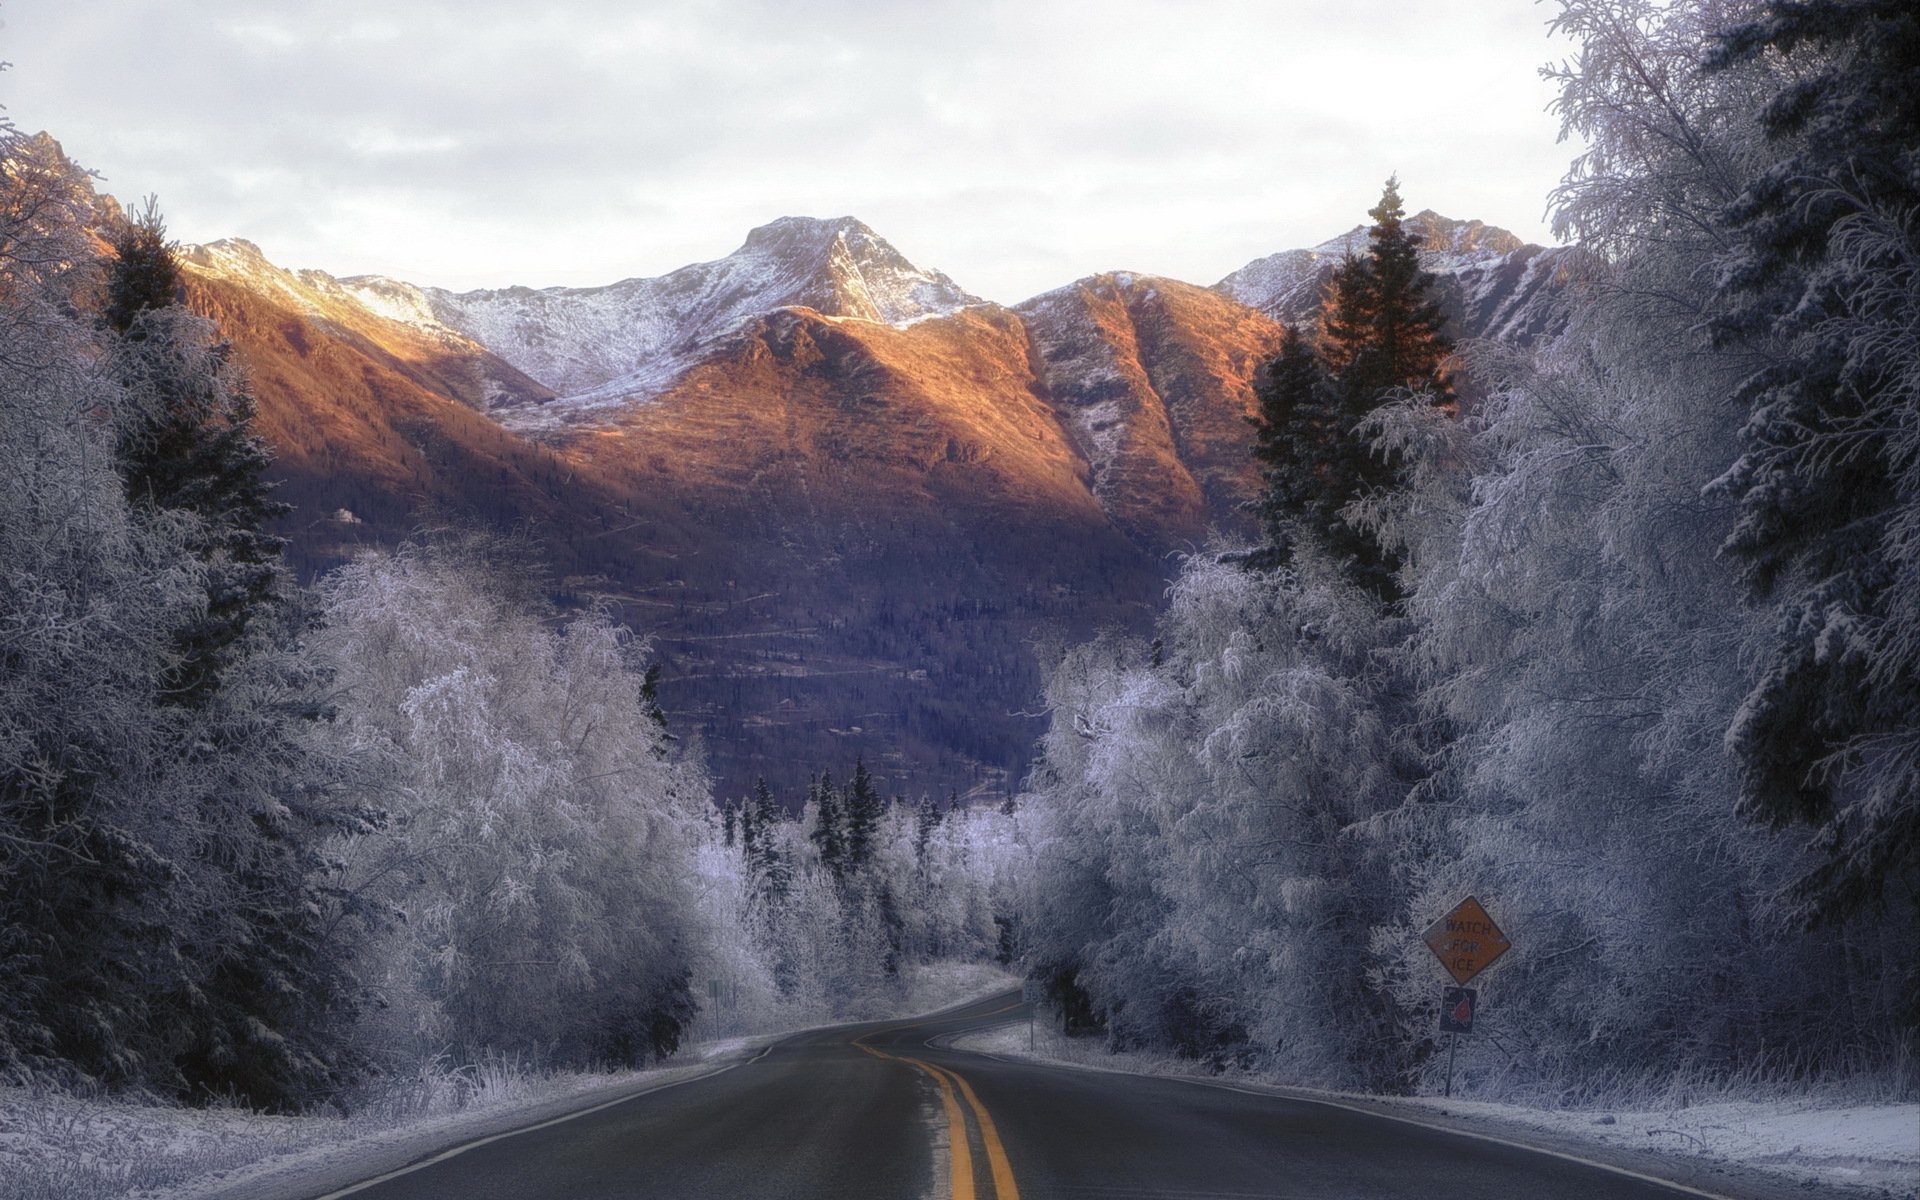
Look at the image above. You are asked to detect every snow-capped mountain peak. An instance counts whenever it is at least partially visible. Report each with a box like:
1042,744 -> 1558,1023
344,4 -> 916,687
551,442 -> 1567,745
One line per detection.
1214,211 -> 1581,346
383,215 -> 981,422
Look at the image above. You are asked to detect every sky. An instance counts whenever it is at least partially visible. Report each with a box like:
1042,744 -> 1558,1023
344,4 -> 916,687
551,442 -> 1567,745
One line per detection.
3,0 -> 1583,304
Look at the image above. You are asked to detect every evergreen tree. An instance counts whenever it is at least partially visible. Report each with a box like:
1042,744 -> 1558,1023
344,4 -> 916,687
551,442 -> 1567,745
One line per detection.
1247,324 -> 1337,567
104,195 -> 180,335
1246,179 -> 1454,600
843,757 -> 884,873
1321,180 -> 1455,403
747,777 -> 789,900
1706,0 -> 1920,922
107,200 -> 288,710
639,662 -> 672,745
809,770 -> 845,881
99,198 -> 365,1107
722,799 -> 737,848
913,794 -> 945,874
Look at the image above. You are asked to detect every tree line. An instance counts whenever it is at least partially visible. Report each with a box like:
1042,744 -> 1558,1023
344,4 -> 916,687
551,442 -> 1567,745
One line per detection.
1011,0 -> 1918,1096
0,128 -> 1019,1111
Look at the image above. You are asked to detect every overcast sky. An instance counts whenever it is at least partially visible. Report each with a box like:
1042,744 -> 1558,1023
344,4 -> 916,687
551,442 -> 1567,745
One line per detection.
4,0 -> 1581,303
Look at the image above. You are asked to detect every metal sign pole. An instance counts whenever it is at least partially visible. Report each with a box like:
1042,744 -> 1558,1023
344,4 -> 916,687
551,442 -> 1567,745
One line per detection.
1444,1032 -> 1457,1098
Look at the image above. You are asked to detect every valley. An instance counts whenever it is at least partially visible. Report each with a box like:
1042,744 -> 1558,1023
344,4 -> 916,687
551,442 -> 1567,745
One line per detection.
180,209 -> 1576,802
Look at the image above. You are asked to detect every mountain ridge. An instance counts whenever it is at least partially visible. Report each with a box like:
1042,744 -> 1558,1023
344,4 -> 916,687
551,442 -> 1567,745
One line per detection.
173,205 -> 1576,801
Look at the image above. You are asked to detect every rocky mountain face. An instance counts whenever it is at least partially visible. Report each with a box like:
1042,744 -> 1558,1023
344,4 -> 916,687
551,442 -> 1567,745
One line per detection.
331,216 -> 980,432
1215,210 -> 1584,346
180,210 -> 1574,803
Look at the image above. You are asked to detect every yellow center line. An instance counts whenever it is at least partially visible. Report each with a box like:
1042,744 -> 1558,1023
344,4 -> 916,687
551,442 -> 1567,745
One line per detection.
857,1038 -> 975,1200
853,1012 -> 1022,1200
932,1062 -> 1021,1200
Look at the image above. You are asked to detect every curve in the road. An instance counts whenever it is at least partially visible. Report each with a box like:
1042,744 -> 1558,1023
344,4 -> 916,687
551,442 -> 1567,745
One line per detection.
311,989 -> 1784,1200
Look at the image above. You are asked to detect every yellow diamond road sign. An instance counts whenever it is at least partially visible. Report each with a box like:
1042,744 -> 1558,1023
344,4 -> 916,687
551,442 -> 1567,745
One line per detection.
1423,895 -> 1511,986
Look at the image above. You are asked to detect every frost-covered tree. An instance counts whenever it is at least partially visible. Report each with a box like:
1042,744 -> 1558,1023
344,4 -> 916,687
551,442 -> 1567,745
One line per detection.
107,200 -> 288,713
1018,556 -> 1423,1086
1702,0 -> 1920,924
843,757 -> 884,873
0,131 -> 369,1109
1359,0 -> 1917,1089
318,542 -> 703,1066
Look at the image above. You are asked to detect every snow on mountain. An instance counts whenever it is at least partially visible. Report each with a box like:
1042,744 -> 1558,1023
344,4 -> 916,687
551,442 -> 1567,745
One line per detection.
1213,211 -> 1578,346
180,238 -> 553,413
342,216 -> 982,430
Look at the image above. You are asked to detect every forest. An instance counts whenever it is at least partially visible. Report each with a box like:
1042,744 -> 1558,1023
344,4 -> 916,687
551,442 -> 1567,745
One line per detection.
0,0 -> 1914,1120
1016,0 -> 1918,1095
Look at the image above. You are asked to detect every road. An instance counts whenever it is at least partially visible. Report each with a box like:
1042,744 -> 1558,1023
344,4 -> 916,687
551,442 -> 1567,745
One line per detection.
322,991 -> 1736,1200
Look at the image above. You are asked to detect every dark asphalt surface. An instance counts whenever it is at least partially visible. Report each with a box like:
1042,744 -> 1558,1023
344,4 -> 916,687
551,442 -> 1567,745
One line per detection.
326,991 -> 1726,1200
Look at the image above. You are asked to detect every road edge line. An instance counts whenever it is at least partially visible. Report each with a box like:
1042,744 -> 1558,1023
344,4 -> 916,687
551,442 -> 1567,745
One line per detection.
306,1043 -> 777,1200
936,1034 -> 1741,1200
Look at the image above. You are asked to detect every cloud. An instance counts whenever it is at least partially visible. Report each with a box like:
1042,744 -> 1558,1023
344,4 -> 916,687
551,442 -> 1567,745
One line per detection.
3,0 -> 1581,301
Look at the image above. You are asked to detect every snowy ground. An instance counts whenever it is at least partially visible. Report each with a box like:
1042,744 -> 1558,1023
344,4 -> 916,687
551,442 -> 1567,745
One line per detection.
950,1021 -> 1919,1200
0,962 -> 1019,1200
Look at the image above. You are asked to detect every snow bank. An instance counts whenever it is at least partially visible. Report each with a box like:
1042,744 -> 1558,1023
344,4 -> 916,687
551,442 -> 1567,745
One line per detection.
0,966 -> 1020,1200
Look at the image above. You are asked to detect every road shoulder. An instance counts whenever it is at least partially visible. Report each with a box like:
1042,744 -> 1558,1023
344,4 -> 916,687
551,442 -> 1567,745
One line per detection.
944,1022 -> 1915,1200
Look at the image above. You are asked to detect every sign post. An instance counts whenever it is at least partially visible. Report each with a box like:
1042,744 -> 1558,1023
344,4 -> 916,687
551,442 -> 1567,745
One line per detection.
1422,896 -> 1511,1098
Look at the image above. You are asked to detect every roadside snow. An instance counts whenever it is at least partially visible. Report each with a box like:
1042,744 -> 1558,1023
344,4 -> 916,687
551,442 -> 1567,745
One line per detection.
0,964 -> 1020,1200
950,1022 -> 1918,1200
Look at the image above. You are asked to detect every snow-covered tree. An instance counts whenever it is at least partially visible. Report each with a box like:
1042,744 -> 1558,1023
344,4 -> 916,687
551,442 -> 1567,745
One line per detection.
1703,0 -> 1920,924
0,130 -> 371,1108
318,542 -> 704,1067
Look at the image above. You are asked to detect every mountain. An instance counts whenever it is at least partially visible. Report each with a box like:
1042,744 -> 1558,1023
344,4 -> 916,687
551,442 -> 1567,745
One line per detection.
1215,209 -> 1584,346
331,216 -> 980,433
176,209 -> 1573,802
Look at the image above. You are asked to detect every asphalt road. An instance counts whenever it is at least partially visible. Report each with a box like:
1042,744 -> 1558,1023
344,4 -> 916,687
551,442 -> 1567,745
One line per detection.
322,991 -> 1734,1200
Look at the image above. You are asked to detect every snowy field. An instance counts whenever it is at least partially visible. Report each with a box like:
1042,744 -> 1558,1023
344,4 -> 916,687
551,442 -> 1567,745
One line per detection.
950,1021 -> 1919,1200
0,963 -> 1017,1200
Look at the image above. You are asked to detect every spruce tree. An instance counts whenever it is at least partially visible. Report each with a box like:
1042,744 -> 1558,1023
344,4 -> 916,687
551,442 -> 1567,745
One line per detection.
108,200 -> 288,710
1247,178 -> 1454,600
1247,324 -> 1337,567
1706,0 -> 1920,922
913,794 -> 944,873
808,770 -> 845,881
101,200 -> 365,1107
747,777 -> 789,900
640,663 -> 671,742
843,757 -> 884,872
1322,179 -> 1454,403
105,195 -> 181,335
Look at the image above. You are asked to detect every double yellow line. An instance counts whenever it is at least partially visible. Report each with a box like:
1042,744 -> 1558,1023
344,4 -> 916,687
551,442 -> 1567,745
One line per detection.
853,1009 -> 1021,1200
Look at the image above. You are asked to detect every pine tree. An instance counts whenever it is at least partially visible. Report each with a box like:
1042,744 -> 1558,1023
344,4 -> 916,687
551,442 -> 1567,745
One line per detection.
913,795 -> 945,874
1247,324 -> 1337,566
843,757 -> 884,872
1706,0 -> 1920,923
722,799 -> 738,848
104,195 -> 180,335
107,200 -> 288,710
1246,179 -> 1454,600
1322,180 -> 1455,403
639,663 -> 671,743
808,770 -> 845,881
100,199 -> 366,1107
747,777 -> 789,900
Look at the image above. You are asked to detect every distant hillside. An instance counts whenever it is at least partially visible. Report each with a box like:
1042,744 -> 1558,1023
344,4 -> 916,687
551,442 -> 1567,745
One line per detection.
177,208 -> 1575,802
